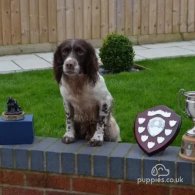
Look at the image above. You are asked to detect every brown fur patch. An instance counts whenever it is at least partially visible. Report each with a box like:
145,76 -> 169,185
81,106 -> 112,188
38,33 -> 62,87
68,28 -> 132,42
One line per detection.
74,122 -> 97,140
63,73 -> 88,95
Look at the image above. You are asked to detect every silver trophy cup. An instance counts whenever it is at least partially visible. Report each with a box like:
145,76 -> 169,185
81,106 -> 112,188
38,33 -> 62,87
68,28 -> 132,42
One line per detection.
179,89 -> 195,161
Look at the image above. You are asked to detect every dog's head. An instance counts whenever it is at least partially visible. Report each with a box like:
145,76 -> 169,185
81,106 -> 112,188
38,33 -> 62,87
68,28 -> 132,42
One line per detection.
53,39 -> 98,84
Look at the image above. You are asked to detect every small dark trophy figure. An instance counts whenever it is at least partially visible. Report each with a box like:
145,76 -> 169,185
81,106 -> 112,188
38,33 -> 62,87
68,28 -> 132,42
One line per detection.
0,97 -> 34,145
2,97 -> 24,120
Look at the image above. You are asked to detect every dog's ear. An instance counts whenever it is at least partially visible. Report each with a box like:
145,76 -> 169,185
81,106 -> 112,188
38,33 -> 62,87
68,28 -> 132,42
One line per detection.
53,45 -> 63,83
86,44 -> 99,85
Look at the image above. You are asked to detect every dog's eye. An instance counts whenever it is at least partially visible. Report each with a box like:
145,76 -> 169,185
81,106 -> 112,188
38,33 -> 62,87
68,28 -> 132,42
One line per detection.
62,48 -> 70,56
75,47 -> 84,55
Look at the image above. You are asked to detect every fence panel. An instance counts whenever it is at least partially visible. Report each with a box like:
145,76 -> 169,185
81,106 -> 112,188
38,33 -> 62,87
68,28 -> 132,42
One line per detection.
132,0 -> 141,36
173,0 -> 180,33
39,0 -> 48,43
180,0 -> 188,33
149,0 -> 157,35
165,0 -> 173,34
125,0 -> 133,35
101,0 -> 109,38
116,0 -> 125,34
141,0 -> 149,35
188,0 -> 195,32
48,0 -> 57,42
65,0 -> 74,39
75,0 -> 83,39
108,0 -> 117,33
0,0 -> 195,47
29,0 -> 39,43
2,0 -> 11,45
20,0 -> 30,44
92,0 -> 101,39
57,0 -> 66,42
11,0 -> 21,44
157,0 -> 165,34
0,0 -> 3,45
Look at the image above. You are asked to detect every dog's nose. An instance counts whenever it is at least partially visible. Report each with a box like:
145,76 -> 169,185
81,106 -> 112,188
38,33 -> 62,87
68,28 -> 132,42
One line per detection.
66,63 -> 74,69
65,57 -> 76,69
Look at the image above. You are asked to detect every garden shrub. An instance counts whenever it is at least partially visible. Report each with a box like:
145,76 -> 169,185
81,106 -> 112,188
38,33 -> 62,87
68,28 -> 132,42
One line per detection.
99,33 -> 135,73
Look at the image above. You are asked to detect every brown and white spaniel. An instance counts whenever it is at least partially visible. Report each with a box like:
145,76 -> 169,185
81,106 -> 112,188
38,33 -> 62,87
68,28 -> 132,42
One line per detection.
53,39 -> 121,146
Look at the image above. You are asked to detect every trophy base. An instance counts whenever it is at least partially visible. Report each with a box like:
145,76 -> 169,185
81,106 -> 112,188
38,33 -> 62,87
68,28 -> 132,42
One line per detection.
179,133 -> 195,161
1,112 -> 25,121
0,114 -> 34,145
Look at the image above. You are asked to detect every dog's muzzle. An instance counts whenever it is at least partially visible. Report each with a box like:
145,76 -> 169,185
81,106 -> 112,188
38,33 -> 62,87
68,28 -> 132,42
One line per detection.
63,57 -> 79,74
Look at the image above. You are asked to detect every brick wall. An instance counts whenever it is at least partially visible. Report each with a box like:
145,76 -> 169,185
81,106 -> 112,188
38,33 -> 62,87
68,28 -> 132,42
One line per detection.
0,137 -> 194,195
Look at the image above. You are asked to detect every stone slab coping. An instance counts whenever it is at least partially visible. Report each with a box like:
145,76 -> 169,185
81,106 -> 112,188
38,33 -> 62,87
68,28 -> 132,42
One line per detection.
0,137 -> 194,186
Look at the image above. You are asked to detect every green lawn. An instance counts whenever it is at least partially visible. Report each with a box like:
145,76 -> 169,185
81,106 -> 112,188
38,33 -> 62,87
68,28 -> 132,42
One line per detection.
0,56 -> 195,146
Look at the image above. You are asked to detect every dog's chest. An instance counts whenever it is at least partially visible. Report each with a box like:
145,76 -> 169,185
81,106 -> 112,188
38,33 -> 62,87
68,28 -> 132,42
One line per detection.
67,86 -> 99,122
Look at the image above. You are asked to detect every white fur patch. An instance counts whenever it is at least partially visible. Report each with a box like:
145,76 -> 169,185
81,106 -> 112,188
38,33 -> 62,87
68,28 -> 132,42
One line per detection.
90,130 -> 104,142
64,130 -> 75,138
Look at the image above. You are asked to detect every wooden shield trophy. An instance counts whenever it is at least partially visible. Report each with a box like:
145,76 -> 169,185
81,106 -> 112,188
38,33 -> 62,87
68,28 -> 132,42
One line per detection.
134,105 -> 181,155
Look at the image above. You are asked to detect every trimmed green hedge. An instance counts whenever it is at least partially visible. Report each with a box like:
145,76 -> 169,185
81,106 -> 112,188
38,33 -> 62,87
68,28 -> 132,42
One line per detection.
99,33 -> 135,73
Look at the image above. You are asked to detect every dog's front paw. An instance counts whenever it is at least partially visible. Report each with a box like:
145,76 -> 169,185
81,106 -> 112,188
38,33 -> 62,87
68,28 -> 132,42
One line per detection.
89,134 -> 103,147
62,132 -> 75,144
